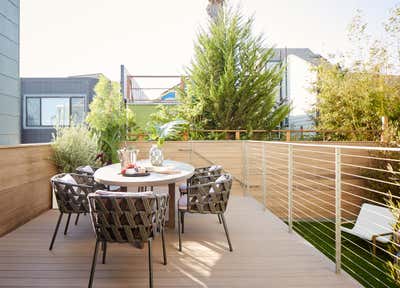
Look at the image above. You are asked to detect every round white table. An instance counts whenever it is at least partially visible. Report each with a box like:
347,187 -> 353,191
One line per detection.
94,160 -> 194,229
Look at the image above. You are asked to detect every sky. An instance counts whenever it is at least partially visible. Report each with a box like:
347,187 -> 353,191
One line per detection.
20,0 -> 400,81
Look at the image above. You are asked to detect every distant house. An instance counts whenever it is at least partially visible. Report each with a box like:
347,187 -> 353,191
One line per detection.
271,48 -> 321,130
121,48 -> 321,130
21,75 -> 100,143
120,65 -> 180,128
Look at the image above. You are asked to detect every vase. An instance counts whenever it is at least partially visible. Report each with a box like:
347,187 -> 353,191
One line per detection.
149,144 -> 163,166
118,148 -> 139,169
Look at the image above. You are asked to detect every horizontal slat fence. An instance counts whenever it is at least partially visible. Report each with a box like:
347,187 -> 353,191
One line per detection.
128,140 -> 380,220
0,144 -> 56,236
0,140 -> 386,232
247,141 -> 380,220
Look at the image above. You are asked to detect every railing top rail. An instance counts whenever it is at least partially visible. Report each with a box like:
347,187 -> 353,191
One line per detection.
248,140 -> 400,152
128,75 -> 183,78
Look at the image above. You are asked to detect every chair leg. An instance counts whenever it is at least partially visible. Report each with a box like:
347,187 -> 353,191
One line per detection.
75,213 -> 80,225
181,212 -> 185,234
217,214 -> 222,224
102,241 -> 107,264
64,213 -> 72,235
178,210 -> 182,251
161,228 -> 167,265
88,239 -> 100,288
220,214 -> 233,252
148,239 -> 154,288
49,212 -> 63,250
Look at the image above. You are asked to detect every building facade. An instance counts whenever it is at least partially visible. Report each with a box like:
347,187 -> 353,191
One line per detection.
121,49 -> 321,131
271,48 -> 321,130
0,0 -> 20,145
21,76 -> 99,143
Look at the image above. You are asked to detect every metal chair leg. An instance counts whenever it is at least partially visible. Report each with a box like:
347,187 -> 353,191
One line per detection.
220,214 -> 233,252
181,212 -> 185,234
102,241 -> 107,264
75,213 -> 80,225
148,239 -> 154,288
217,214 -> 222,224
49,212 -> 63,250
178,210 -> 182,251
88,239 -> 100,288
64,213 -> 72,235
161,228 -> 167,265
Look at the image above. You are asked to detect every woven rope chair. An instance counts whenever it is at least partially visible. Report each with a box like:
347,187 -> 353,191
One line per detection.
87,191 -> 168,288
76,166 -> 99,176
76,165 -> 123,193
181,174 -> 224,227
49,173 -> 95,250
179,165 -> 223,195
177,173 -> 233,252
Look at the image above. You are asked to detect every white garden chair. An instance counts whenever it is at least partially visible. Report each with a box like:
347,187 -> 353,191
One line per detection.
341,203 -> 396,255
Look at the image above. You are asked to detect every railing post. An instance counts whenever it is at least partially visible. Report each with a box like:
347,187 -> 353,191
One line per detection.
183,130 -> 189,141
286,130 -> 291,142
245,141 -> 249,195
235,130 -> 240,140
262,142 -> 267,210
335,147 -> 342,274
288,144 -> 293,233
241,141 -> 247,195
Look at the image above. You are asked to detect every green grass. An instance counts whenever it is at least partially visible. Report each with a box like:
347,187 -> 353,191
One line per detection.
292,221 -> 397,288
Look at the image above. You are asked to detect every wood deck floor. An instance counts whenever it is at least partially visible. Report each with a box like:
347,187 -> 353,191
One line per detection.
0,195 -> 361,288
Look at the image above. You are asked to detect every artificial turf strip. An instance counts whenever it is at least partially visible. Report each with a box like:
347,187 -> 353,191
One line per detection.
292,221 -> 397,288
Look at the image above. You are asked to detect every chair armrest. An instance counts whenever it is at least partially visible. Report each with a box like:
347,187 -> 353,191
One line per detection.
372,232 -> 394,242
341,220 -> 355,225
53,180 -> 93,189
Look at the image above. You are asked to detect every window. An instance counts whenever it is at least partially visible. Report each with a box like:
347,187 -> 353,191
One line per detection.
25,96 -> 85,127
26,98 -> 40,126
71,98 -> 85,123
41,98 -> 70,126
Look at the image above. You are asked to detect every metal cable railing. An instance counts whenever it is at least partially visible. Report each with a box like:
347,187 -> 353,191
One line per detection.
243,140 -> 400,288
177,139 -> 400,287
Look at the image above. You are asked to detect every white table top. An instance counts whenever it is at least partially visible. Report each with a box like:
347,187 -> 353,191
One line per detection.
94,160 -> 195,187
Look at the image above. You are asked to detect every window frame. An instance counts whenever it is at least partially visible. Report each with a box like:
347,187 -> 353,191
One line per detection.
23,94 -> 86,129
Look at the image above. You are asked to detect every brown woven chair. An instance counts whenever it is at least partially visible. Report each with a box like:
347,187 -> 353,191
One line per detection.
87,191 -> 168,288
177,173 -> 233,252
179,165 -> 223,195
50,173 -> 95,250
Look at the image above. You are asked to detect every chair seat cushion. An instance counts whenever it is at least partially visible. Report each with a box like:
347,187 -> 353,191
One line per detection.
179,183 -> 188,193
215,174 -> 229,184
108,185 -> 121,192
81,165 -> 94,174
59,174 -> 78,191
341,226 -> 392,243
178,194 -> 188,210
209,165 -> 222,172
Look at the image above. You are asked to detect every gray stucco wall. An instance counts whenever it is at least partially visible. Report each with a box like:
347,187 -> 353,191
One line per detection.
21,77 -> 99,143
0,0 -> 20,145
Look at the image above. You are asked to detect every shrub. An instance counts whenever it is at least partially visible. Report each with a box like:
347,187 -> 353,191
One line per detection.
51,124 -> 100,173
86,76 -> 136,163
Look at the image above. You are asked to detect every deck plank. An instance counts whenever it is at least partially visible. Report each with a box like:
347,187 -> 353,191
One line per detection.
0,195 -> 361,288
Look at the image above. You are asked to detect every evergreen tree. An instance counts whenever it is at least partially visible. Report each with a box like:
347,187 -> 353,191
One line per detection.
153,7 -> 289,131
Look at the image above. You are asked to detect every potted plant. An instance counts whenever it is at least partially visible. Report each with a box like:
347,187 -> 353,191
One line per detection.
51,124 -> 100,172
148,120 -> 187,166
